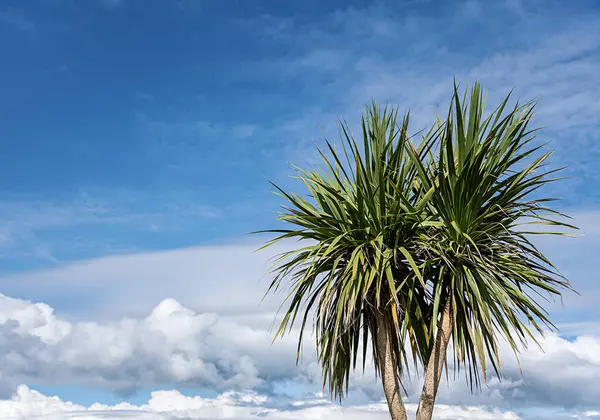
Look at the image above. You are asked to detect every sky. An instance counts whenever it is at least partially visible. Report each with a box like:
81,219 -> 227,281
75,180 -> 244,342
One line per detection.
0,0 -> 599,418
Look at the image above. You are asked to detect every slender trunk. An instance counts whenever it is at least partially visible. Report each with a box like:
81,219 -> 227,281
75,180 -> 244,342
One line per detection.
375,310 -> 408,420
415,298 -> 453,420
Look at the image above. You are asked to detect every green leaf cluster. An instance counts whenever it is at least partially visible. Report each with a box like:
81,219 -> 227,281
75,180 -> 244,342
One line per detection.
255,82 -> 576,400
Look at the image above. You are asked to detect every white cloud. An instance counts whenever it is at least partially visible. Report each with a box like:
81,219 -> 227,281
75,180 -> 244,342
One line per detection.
0,240 -> 287,320
0,289 -> 599,416
0,292 -> 308,398
0,211 -> 596,410
0,385 -> 522,420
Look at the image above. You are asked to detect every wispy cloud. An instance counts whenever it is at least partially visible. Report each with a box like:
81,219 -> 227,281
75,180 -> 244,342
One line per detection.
222,1 -> 600,205
0,191 -> 223,263
136,112 -> 265,171
0,241 -> 282,320
0,8 -> 35,33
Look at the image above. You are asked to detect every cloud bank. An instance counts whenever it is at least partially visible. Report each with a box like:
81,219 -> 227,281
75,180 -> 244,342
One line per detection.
0,292 -> 599,418
0,385 -> 522,420
0,293 -> 306,398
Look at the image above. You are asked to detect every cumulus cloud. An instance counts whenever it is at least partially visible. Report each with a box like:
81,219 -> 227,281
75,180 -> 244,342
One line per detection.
0,291 -> 599,417
0,210 -> 598,416
0,293 -> 310,398
0,215 -> 597,417
0,385 -> 522,420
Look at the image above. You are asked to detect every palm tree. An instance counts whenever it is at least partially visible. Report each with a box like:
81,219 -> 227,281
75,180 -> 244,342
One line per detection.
256,82 -> 575,420
256,105 -> 433,419
410,83 -> 576,419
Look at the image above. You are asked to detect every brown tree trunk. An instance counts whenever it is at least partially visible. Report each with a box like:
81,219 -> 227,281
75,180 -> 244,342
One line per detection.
375,310 -> 408,420
415,298 -> 453,420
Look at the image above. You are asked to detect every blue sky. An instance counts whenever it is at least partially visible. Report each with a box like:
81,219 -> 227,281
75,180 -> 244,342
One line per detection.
0,0 -> 599,419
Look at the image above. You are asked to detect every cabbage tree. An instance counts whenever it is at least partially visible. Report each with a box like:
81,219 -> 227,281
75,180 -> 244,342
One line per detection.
256,83 -> 575,420
410,83 -> 575,419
